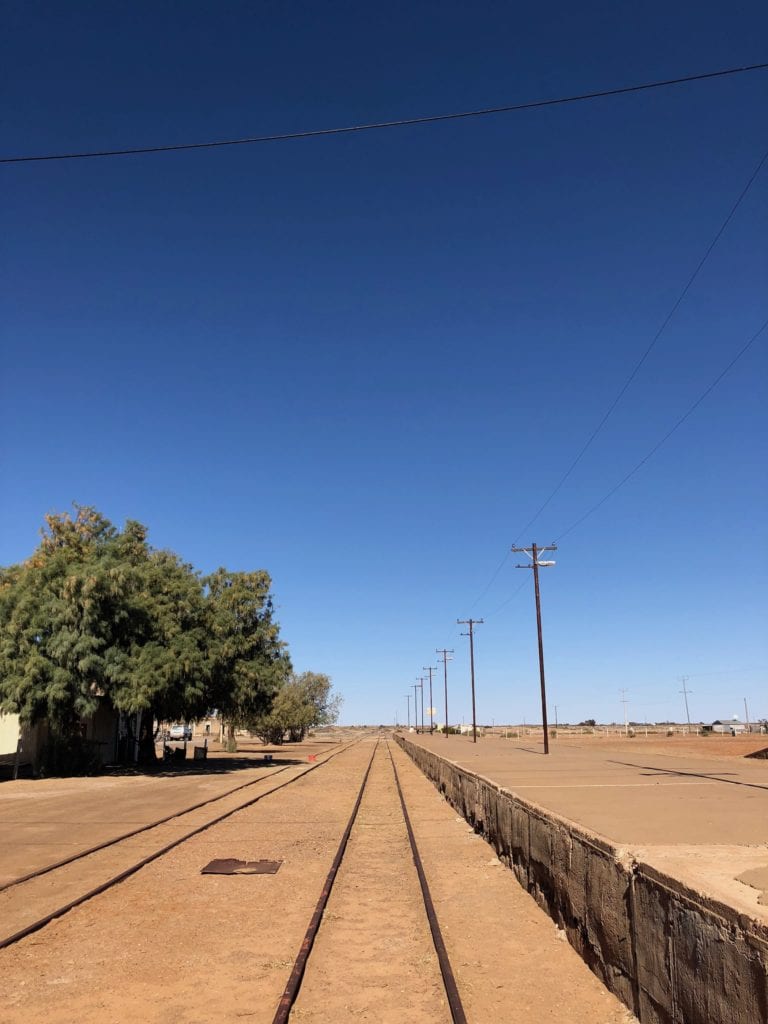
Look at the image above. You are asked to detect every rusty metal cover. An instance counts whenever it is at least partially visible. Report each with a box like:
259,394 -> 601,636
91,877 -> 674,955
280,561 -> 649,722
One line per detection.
201,858 -> 282,875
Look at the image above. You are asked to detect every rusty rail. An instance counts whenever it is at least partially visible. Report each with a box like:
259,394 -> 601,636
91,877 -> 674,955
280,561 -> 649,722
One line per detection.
387,740 -> 468,1024
272,739 -> 380,1024
0,737 -> 362,951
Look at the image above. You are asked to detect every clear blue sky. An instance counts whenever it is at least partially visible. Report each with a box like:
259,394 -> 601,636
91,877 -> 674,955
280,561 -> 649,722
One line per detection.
2,2 -> 766,727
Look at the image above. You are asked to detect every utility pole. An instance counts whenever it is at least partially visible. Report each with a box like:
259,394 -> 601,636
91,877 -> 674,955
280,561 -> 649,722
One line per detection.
678,676 -> 693,734
405,693 -> 411,729
423,665 -> 438,734
457,618 -> 483,743
412,682 -> 420,732
620,689 -> 629,736
512,542 -> 557,755
418,678 -> 425,732
436,648 -> 454,737
554,705 -> 558,731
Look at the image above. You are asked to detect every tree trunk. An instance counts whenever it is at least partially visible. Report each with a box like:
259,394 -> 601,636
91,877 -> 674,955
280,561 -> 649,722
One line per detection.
137,708 -> 157,764
226,721 -> 237,753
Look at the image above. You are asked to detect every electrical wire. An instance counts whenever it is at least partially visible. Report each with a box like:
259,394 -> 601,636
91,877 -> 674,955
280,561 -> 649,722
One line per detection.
469,551 -> 511,609
511,143 -> 768,546
2,63 -> 767,165
470,139 -> 767,606
555,315 -> 768,542
484,573 -> 532,619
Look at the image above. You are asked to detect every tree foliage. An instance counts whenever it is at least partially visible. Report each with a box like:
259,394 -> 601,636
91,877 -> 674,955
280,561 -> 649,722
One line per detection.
251,671 -> 342,744
0,506 -> 295,765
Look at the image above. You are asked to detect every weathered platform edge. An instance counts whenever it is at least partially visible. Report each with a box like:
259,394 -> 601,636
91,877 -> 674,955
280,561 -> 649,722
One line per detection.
394,733 -> 768,1024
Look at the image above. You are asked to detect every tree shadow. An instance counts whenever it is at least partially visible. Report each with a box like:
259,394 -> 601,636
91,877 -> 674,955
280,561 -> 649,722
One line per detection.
103,750 -> 305,778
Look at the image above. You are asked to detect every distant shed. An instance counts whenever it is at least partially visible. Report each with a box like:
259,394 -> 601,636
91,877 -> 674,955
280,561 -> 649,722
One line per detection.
707,719 -> 746,735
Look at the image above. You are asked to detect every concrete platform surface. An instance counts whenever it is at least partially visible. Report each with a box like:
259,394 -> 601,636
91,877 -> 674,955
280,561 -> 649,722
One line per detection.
406,732 -> 768,924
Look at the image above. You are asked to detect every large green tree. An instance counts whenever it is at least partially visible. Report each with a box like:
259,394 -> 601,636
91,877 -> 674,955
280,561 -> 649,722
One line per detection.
0,506 -> 290,767
204,568 -> 290,750
251,671 -> 341,744
0,507 -> 130,731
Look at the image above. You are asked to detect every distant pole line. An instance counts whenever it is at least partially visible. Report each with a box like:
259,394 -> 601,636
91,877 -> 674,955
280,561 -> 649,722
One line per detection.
436,648 -> 454,737
513,543 -> 557,754
619,689 -> 630,736
3,63 -> 766,165
457,619 -> 483,743
678,676 -> 693,734
405,693 -> 411,729
423,665 -> 438,734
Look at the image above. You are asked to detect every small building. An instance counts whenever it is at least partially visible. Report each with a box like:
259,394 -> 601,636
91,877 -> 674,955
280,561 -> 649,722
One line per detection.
707,718 -> 746,735
0,701 -> 120,777
0,713 -> 47,777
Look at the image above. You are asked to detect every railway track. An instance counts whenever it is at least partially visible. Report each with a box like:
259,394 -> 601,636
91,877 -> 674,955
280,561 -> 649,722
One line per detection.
0,736 -> 361,950
1,734 -> 634,1024
272,738 -> 468,1023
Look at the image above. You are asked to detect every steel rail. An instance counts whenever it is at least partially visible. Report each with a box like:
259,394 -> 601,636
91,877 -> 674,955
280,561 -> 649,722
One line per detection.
0,737 -> 362,951
0,737 -> 354,895
271,738 -> 380,1024
386,740 -> 469,1024
0,765 -> 298,895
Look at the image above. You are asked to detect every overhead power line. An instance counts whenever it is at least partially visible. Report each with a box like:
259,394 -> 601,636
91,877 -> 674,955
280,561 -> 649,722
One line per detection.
470,550 -> 511,609
483,315 -> 767,612
467,140 -> 767,610
555,315 -> 768,541
2,62 -> 767,165
511,142 -> 768,545
484,574 -> 531,619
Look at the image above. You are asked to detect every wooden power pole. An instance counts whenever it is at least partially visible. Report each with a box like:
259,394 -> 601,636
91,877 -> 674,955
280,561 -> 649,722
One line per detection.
457,619 -> 483,743
512,542 -> 557,755
436,648 -> 454,736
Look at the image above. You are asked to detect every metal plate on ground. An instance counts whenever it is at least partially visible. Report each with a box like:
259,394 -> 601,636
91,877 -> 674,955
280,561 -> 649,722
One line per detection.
201,858 -> 282,875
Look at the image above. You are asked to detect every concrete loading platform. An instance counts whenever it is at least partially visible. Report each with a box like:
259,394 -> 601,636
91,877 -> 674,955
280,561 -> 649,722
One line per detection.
397,732 -> 768,1024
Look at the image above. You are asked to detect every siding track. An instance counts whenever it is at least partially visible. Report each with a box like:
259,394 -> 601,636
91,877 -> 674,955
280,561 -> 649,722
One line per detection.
0,737 -> 361,950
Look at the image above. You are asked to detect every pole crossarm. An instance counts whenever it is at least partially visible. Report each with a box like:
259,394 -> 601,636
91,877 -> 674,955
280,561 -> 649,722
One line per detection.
512,543 -> 557,566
